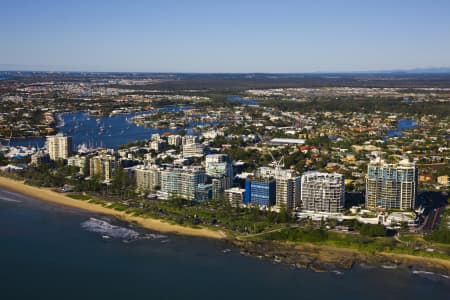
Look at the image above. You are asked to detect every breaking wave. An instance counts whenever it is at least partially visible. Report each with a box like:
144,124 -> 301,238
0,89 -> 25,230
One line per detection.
381,264 -> 398,270
412,270 -> 450,281
81,217 -> 167,241
0,196 -> 22,203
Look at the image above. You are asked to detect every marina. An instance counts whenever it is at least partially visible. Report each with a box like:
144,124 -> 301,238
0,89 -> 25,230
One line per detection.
7,105 -> 221,150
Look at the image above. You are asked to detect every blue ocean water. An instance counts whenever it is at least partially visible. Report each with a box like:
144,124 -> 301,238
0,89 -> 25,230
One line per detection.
0,188 -> 449,300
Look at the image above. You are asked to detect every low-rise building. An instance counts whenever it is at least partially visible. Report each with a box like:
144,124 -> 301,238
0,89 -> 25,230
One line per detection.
150,140 -> 167,153
182,143 -> 204,158
168,134 -> 182,146
269,138 -> 305,146
225,187 -> 245,207
182,135 -> 198,145
437,175 -> 449,186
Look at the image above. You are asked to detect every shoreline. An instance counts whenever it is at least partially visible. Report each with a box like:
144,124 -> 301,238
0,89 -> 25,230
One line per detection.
1,175 -> 450,275
1,136 -> 46,141
0,176 -> 226,240
233,239 -> 450,275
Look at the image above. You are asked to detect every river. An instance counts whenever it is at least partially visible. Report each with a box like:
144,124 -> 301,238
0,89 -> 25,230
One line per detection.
10,106 -> 207,149
8,97 -> 258,149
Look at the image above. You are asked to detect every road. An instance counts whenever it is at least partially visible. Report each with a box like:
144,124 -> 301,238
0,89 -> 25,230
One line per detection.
422,207 -> 444,233
237,225 -> 300,239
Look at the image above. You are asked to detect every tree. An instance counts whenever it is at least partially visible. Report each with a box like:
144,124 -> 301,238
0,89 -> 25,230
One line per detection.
169,196 -> 184,209
0,152 -> 7,166
88,174 -> 103,193
111,166 -> 126,194
359,224 -> 387,237
111,166 -> 136,199
277,205 -> 292,223
425,229 -> 450,244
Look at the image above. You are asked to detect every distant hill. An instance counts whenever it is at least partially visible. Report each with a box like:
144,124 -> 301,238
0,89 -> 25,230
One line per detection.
385,67 -> 450,74
2,69 -> 450,89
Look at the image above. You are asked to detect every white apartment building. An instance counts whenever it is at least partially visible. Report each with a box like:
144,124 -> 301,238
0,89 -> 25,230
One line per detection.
301,172 -> 345,213
182,135 -> 198,145
182,143 -> 204,158
135,164 -> 162,193
224,187 -> 246,207
89,154 -> 117,182
46,134 -> 72,160
160,168 -> 206,201
168,134 -> 182,146
67,155 -> 89,175
150,140 -> 166,152
205,154 -> 233,196
366,158 -> 417,210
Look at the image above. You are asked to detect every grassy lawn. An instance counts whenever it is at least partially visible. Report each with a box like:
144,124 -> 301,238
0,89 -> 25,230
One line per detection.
258,226 -> 450,259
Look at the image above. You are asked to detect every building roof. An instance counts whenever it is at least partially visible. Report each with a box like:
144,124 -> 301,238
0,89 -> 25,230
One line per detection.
269,138 -> 306,145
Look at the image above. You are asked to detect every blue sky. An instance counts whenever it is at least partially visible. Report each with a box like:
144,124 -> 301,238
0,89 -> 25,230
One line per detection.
1,0 -> 450,72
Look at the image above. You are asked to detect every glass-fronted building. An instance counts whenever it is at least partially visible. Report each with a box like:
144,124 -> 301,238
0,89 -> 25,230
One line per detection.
244,178 -> 276,207
365,159 -> 418,210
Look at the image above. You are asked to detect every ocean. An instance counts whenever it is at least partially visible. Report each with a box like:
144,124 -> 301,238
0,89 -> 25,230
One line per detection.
0,188 -> 449,300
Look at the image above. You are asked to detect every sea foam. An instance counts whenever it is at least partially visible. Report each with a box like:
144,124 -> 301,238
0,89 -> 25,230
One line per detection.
0,196 -> 22,203
81,217 -> 167,241
81,217 -> 140,240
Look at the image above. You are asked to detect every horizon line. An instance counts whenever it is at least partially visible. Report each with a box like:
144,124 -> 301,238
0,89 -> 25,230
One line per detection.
2,68 -> 450,75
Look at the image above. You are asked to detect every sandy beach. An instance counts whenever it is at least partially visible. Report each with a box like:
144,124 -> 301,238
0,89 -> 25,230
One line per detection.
0,176 -> 226,239
2,175 -> 450,274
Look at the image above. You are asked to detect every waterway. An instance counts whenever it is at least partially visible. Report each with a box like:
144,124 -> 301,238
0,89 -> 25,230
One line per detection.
387,119 -> 418,137
8,96 -> 258,149
0,75 -> 12,80
9,106 -> 208,149
226,96 -> 259,105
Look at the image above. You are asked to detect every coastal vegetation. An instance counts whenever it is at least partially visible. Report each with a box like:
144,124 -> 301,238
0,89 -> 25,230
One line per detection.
425,209 -> 450,244
1,174 -> 450,273
260,225 -> 450,260
7,163 -> 450,264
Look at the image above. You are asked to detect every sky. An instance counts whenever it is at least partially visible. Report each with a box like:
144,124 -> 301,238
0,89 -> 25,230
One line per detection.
1,0 -> 450,73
